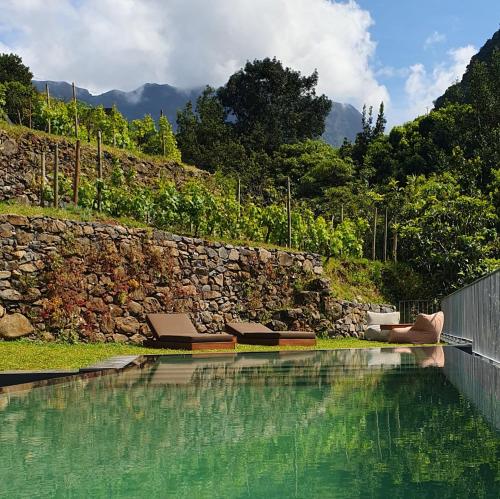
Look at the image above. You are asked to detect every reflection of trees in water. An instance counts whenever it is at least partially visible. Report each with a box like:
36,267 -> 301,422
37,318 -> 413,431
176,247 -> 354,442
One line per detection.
0,350 -> 498,498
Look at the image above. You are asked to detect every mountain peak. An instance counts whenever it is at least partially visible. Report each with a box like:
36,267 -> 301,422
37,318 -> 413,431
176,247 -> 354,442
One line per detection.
32,80 -> 362,144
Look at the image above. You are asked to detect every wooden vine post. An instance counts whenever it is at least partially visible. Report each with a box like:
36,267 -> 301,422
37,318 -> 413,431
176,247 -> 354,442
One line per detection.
160,109 -> 166,156
341,204 -> 344,223
287,176 -> 292,248
72,82 -> 79,139
97,131 -> 103,211
372,206 -> 377,260
73,139 -> 81,206
393,230 -> 398,263
40,152 -> 46,207
383,207 -> 388,262
237,177 -> 241,218
45,83 -> 51,134
53,144 -> 59,208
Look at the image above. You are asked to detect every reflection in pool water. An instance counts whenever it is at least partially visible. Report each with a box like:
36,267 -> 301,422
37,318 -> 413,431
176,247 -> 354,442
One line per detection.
0,347 -> 499,498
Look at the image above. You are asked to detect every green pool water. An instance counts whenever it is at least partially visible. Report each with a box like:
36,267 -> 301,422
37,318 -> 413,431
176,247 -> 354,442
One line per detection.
1,347 -> 499,498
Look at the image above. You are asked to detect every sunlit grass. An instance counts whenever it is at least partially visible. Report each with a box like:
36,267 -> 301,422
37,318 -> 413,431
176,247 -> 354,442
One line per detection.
0,338 -> 413,371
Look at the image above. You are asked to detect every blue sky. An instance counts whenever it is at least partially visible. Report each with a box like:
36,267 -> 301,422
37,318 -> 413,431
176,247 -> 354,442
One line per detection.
0,0 -> 498,126
357,0 -> 500,121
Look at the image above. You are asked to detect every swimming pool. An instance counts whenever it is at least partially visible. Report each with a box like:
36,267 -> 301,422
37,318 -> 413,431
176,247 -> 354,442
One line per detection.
1,347 -> 499,498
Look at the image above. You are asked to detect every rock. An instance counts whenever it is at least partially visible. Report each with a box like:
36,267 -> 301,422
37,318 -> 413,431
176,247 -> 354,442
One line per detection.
5,214 -> 27,226
39,332 -> 55,342
100,315 -> 115,334
258,248 -> 272,263
265,319 -> 287,331
115,316 -> 140,334
0,305 -> 4,318
0,224 -> 13,237
295,291 -> 320,306
278,251 -> 294,266
19,263 -> 37,273
127,301 -> 143,315
307,278 -> 331,292
284,308 -> 304,319
16,231 -> 34,245
143,297 -> 161,313
130,333 -> 145,345
0,313 -> 34,339
0,289 -> 22,301
180,284 -> 197,296
112,333 -> 129,343
1,138 -> 18,155
0,271 -> 11,279
218,247 -> 228,259
228,249 -> 239,261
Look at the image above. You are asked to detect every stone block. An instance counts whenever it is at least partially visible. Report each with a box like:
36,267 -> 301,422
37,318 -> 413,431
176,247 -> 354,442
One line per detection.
0,289 -> 22,301
0,313 -> 34,338
278,251 -> 294,266
115,316 -> 140,334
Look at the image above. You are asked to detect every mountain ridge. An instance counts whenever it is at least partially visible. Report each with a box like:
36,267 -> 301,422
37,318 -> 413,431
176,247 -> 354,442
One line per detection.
33,80 -> 362,147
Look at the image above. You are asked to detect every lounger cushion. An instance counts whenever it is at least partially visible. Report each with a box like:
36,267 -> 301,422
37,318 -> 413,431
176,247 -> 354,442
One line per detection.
146,313 -> 233,342
153,334 -> 234,343
226,322 -> 273,335
237,331 -> 316,339
226,323 -> 315,339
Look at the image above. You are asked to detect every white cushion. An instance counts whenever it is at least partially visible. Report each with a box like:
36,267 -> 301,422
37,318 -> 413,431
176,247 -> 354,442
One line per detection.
367,311 -> 400,326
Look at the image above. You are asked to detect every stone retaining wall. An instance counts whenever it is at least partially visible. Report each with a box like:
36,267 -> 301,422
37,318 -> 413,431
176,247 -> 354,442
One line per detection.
0,214 -> 394,343
0,128 -> 208,205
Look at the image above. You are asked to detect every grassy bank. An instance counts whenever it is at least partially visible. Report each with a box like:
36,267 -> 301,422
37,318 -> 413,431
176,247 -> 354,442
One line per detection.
0,339 -> 410,370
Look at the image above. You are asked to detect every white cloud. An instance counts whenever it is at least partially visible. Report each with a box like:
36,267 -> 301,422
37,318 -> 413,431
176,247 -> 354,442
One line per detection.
0,0 -> 389,109
424,31 -> 446,49
391,45 -> 476,125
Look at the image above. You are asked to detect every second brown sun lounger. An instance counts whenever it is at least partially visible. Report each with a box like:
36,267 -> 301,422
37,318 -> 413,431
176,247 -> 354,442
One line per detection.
226,322 -> 316,346
144,313 -> 235,350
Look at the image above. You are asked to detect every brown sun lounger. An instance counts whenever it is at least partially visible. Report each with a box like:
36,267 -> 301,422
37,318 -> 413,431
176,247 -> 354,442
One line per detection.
144,313 -> 235,350
226,322 -> 316,346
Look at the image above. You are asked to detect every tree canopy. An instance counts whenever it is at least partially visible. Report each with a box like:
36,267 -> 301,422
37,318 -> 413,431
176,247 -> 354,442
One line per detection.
0,53 -> 33,85
217,57 -> 332,153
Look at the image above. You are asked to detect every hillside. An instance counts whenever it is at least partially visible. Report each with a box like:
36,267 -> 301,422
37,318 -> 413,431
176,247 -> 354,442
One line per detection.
435,28 -> 499,108
33,80 -> 362,146
0,122 -> 209,206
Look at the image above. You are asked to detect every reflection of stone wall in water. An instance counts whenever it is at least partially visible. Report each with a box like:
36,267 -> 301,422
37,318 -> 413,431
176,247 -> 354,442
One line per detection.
1,352 -> 498,498
0,214 -> 394,342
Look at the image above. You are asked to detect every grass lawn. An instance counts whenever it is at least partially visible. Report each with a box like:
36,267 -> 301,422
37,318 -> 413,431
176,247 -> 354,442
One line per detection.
0,338 -> 412,371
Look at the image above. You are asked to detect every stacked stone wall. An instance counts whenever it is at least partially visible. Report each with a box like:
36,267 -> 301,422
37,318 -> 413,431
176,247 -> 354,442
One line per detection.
0,215 -> 394,343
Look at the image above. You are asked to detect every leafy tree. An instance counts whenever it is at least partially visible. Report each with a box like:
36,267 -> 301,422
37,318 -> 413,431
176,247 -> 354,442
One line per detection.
177,87 -> 237,170
107,105 -> 131,149
273,139 -> 353,199
0,53 -> 33,85
398,173 -> 497,295
363,135 -> 394,183
158,115 -> 181,161
130,114 -> 157,150
351,102 -> 387,181
373,102 -> 387,137
217,57 -> 332,153
3,81 -> 36,125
